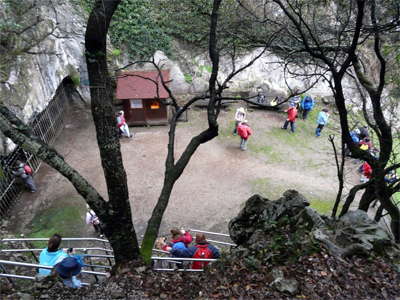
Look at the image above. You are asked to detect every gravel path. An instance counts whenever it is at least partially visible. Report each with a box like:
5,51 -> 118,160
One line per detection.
9,103 -> 352,237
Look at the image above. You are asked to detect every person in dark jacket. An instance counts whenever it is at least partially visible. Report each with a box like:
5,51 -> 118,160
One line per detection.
358,125 -> 369,140
12,160 -> 36,192
171,233 -> 220,269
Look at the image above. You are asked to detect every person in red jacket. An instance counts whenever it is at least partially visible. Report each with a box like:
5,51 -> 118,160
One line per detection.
161,228 -> 193,251
237,121 -> 252,151
360,162 -> 372,183
281,103 -> 298,133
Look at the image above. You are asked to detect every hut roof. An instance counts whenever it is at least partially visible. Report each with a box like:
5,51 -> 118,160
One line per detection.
116,70 -> 170,99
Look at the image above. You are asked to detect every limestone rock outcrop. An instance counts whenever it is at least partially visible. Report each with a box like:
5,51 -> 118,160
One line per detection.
229,190 -> 397,258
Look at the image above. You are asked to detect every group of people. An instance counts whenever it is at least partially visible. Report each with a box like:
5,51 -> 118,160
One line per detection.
350,126 -> 378,183
280,95 -> 330,137
157,228 -> 220,269
232,94 -> 330,151
11,160 -> 37,193
38,234 -> 85,288
36,229 -> 221,290
233,107 -> 253,151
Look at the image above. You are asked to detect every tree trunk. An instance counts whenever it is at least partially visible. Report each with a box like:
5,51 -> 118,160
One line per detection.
85,0 -> 140,264
140,0 -> 221,263
358,184 -> 376,211
141,177 -> 175,263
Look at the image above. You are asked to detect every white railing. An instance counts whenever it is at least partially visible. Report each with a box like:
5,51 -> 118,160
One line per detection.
0,259 -> 107,285
0,230 -> 233,281
151,256 -> 218,272
189,229 -> 236,247
1,237 -> 109,242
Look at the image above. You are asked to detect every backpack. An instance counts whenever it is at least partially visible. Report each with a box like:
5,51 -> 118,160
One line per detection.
192,245 -> 213,269
24,165 -> 33,175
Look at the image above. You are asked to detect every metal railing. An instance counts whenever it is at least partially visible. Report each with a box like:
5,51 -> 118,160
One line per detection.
189,229 -> 236,247
0,85 -> 68,217
0,230 -> 233,283
151,256 -> 218,272
0,260 -> 107,286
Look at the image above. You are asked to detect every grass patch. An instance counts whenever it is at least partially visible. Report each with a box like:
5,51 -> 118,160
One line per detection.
250,178 -> 288,200
248,143 -> 283,163
250,177 -> 338,215
27,196 -> 86,248
218,120 -> 235,139
268,127 -> 310,150
308,197 -> 338,215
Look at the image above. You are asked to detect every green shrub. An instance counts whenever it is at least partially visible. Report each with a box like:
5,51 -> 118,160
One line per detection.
184,73 -> 193,84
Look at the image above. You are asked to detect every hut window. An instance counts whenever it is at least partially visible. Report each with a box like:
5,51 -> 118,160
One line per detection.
130,99 -> 143,109
150,101 -> 160,110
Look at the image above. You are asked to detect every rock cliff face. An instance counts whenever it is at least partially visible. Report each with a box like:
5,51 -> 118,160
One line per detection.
150,48 -> 358,101
0,0 -> 363,123
0,0 -> 88,121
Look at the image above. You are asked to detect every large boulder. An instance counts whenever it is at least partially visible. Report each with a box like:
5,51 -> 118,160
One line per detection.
229,190 -> 309,246
229,190 -> 397,259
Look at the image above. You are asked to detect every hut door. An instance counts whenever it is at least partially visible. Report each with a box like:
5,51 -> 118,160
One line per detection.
125,99 -> 145,125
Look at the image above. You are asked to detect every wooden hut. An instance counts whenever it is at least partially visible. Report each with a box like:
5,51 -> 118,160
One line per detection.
115,70 -> 170,126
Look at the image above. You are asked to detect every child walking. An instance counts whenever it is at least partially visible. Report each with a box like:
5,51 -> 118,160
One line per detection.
281,103 -> 298,133
315,108 -> 329,137
233,107 -> 246,135
237,121 -> 252,151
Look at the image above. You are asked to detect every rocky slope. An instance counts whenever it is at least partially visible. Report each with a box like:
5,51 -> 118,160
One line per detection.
2,191 -> 399,299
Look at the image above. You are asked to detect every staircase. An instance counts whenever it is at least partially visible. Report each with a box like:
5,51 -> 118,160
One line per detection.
0,229 -> 234,287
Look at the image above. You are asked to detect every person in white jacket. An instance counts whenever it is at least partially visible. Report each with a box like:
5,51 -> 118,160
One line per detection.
233,107 -> 246,135
116,111 -> 133,138
85,205 -> 102,235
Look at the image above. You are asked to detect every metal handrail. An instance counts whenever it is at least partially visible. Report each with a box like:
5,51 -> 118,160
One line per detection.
206,239 -> 235,247
0,274 -> 90,286
189,229 -> 231,237
151,257 -> 217,262
0,247 -> 113,253
0,260 -> 108,277
1,238 -> 109,243
0,274 -> 35,280
83,254 -> 114,259
153,268 -> 204,272
152,249 -> 170,254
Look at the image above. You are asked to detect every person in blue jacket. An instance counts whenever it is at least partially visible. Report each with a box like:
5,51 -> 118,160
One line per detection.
38,234 -> 68,276
300,95 -> 315,120
315,108 -> 329,137
55,255 -> 84,288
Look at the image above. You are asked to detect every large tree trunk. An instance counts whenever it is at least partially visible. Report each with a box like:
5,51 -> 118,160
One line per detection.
85,0 -> 140,264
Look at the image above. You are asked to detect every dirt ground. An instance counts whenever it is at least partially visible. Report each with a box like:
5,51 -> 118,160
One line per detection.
8,102 -> 361,238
